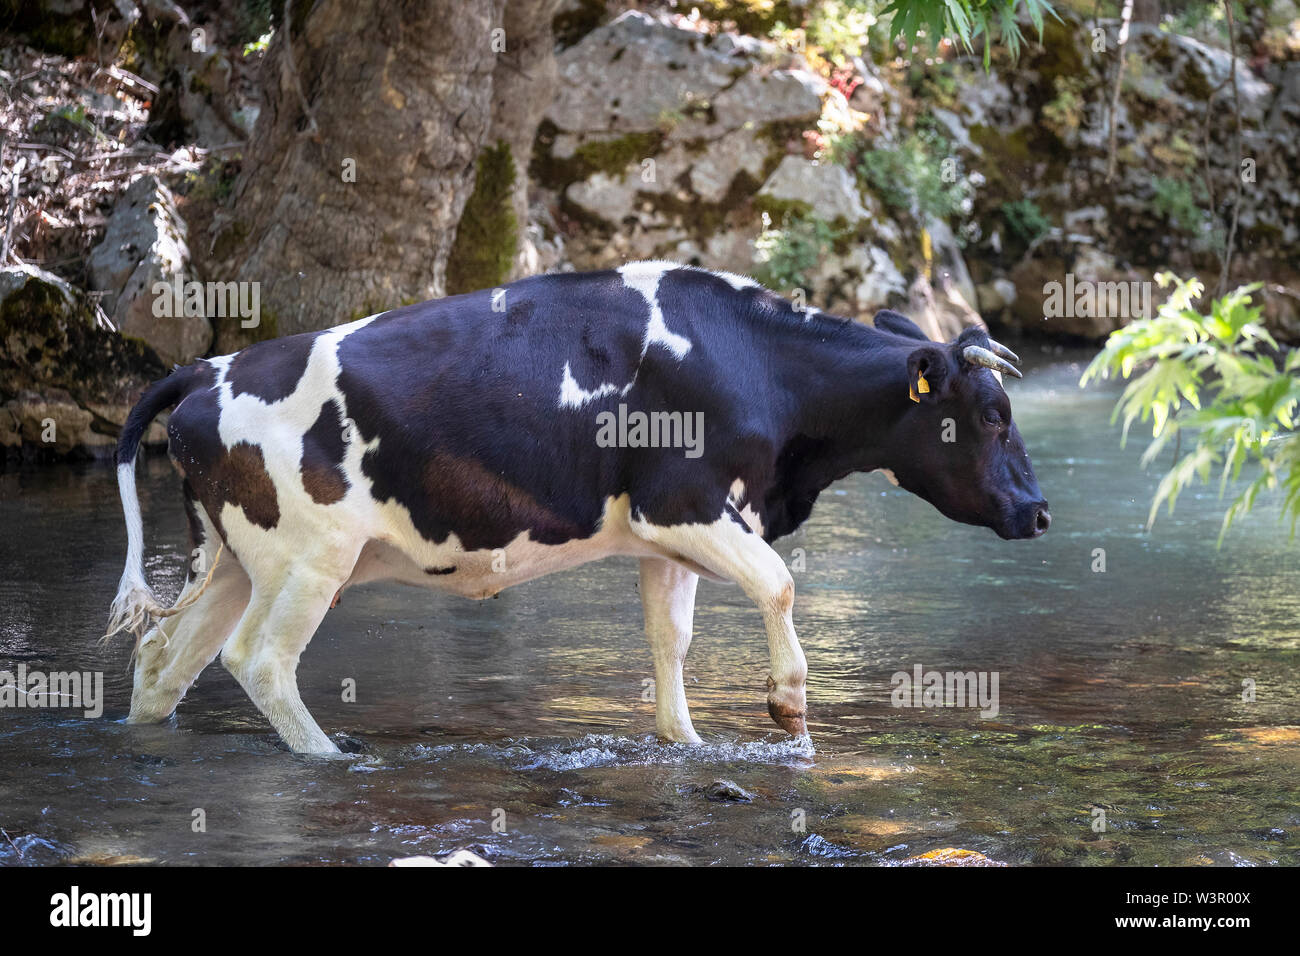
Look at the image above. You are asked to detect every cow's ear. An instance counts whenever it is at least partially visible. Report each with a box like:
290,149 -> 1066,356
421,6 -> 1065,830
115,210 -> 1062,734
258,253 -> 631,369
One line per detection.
905,344 -> 950,404
874,309 -> 929,341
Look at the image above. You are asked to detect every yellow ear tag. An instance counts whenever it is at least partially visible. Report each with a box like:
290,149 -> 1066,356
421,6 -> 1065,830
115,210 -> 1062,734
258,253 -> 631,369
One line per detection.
909,373 -> 929,403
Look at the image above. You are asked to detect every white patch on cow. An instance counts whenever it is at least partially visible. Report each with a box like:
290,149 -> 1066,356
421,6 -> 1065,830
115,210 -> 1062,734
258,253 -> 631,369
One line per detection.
618,260 -> 693,359
715,270 -> 760,291
878,468 -> 900,487
726,477 -> 765,536
558,361 -> 620,409
557,260 -> 700,410
197,316 -> 386,582
346,493 -> 666,600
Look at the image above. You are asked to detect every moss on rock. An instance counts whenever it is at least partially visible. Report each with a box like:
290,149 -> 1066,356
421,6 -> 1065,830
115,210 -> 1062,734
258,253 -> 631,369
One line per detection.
531,123 -> 665,191
446,142 -> 519,295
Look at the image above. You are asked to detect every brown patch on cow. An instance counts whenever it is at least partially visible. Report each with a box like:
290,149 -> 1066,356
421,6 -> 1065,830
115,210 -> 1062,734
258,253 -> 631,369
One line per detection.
218,442 -> 281,529
226,332 -> 318,403
300,399 -> 349,505
168,383 -> 280,535
417,450 -> 587,548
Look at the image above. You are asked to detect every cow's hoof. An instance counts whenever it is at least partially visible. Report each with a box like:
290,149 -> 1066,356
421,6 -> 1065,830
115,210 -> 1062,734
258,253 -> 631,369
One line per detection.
657,729 -> 704,746
767,699 -> 807,737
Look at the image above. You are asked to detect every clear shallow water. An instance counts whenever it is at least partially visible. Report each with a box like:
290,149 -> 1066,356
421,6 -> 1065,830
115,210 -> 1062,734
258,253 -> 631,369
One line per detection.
0,347 -> 1296,866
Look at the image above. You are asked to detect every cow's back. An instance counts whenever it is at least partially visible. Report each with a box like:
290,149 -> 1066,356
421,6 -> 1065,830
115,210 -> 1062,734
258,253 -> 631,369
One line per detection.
167,264 -> 795,567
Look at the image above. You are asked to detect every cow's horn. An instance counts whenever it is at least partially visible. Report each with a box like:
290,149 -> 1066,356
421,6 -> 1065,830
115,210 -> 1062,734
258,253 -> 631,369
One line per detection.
963,345 -> 1023,379
987,339 -> 1021,364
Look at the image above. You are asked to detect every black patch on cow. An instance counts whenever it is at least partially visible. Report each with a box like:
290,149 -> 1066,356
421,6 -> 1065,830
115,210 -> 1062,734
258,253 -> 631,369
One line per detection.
336,271 -> 650,552
318,264 -> 1041,552
227,333 -> 317,403
182,481 -> 205,582
424,565 -> 456,575
168,372 -> 280,535
300,398 -> 349,505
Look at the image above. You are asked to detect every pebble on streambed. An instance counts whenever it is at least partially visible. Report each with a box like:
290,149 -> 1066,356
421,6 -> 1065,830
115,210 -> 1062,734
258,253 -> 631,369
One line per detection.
697,779 -> 756,802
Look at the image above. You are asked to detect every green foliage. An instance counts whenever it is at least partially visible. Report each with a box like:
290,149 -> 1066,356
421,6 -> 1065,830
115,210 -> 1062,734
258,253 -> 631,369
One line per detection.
243,32 -> 272,57
1151,176 -> 1203,232
752,210 -> 840,292
44,104 -> 94,134
843,124 -> 970,223
1000,198 -> 1051,244
1081,274 -> 1300,543
1041,74 -> 1087,139
799,0 -> 887,66
183,156 -> 241,203
1150,176 -> 1222,253
236,0 -> 275,49
882,0 -> 1060,66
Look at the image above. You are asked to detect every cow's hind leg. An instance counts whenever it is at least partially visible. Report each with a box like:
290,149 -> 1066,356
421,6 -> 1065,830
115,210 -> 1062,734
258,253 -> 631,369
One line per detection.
639,557 -> 702,744
129,558 -> 251,723
219,561 -> 346,755
130,497 -> 250,723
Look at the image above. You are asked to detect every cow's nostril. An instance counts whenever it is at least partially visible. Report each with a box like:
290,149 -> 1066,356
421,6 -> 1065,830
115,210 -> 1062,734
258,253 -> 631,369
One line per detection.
1035,508 -> 1051,534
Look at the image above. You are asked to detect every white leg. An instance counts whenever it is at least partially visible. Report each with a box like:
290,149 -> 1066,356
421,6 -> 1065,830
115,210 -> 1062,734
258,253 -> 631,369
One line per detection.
632,509 -> 808,737
129,557 -> 251,723
639,557 -> 701,744
219,565 -> 342,755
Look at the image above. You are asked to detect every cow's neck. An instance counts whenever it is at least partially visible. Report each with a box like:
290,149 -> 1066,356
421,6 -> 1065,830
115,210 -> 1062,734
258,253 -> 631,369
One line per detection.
761,321 -> 912,538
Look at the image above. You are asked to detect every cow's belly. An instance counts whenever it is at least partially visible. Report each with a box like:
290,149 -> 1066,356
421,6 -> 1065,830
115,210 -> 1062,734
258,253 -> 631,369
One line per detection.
345,493 -> 669,600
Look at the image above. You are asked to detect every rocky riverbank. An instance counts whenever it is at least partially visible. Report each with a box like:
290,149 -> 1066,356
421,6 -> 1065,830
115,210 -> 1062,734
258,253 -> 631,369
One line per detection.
3,1 -> 1299,459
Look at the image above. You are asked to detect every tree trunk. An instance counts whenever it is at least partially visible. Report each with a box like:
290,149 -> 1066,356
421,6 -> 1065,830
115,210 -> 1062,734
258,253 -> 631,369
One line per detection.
210,0 -> 556,347
447,0 -> 562,293
1132,0 -> 1161,24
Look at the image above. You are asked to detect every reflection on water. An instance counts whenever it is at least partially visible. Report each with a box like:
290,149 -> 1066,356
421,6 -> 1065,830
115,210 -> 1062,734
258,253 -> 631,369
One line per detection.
0,348 -> 1296,866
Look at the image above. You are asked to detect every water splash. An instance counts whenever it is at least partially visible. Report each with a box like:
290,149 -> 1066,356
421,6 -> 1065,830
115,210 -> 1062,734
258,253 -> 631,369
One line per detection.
409,732 -> 815,771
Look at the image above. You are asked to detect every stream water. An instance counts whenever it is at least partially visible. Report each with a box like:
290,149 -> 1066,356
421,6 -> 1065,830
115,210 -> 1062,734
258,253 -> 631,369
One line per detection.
0,347 -> 1296,866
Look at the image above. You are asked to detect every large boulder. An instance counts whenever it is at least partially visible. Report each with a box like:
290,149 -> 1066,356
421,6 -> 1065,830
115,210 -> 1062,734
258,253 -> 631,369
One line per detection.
536,10 -> 828,272
0,265 -> 167,458
87,175 -> 211,367
3,388 -> 110,456
758,156 -> 870,226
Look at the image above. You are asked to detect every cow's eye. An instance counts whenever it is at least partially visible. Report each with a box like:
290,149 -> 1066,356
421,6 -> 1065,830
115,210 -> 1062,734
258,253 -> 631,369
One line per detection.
982,411 -> 1003,428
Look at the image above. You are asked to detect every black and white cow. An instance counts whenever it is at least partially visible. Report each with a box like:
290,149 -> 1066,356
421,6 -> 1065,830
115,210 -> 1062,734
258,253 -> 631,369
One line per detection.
105,261 -> 1048,753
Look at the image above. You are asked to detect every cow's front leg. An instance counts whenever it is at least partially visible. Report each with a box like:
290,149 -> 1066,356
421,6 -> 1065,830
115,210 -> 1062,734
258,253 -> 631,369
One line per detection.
631,507 -> 808,738
638,557 -> 702,744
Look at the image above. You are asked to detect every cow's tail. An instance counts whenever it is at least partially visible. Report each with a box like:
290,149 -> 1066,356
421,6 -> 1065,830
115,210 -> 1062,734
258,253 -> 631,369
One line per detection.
103,366 -> 221,646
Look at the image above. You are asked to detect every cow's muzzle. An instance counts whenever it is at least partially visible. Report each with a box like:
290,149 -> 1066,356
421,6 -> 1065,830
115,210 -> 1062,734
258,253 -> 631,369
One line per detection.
1032,505 -> 1051,536
1001,500 -> 1050,539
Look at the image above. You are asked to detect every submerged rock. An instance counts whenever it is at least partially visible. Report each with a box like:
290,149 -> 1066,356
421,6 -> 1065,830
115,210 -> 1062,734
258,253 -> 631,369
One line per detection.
702,778 -> 755,802
902,848 -> 1006,867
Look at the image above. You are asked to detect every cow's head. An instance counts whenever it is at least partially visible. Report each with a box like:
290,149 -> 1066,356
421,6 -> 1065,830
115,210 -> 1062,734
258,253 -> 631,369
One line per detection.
875,315 -> 1049,540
